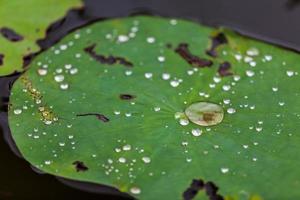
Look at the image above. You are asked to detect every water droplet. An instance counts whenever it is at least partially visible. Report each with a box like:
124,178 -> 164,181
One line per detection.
37,69 -> 47,76
227,108 -> 236,114
272,87 -> 278,92
54,75 -> 64,82
191,129 -> 202,136
70,68 -> 78,75
265,55 -> 272,61
162,73 -> 171,80
222,85 -> 231,91
114,111 -> 121,115
125,113 -> 132,117
170,80 -> 179,87
246,70 -> 255,77
286,70 -> 294,77
223,99 -> 231,104
65,64 -> 72,69
125,70 -> 133,76
221,167 -> 229,174
14,109 -> 22,115
170,19 -> 177,25
157,56 -> 165,62
146,37 -> 155,43
154,107 -> 161,112
59,142 -> 65,147
179,118 -> 189,126
123,144 -> 131,151
118,157 -> 126,163
118,35 -> 129,43
213,76 -> 221,83
130,187 -> 141,194
185,102 -> 224,126
246,48 -> 259,56
142,157 -> 151,163
44,160 -> 52,165
144,72 -> 153,79
60,83 -> 69,90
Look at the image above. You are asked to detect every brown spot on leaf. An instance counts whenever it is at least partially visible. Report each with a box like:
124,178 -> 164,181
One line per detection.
206,33 -> 228,57
72,161 -> 88,172
0,54 -> 4,66
0,27 -> 24,42
183,179 -> 224,200
175,43 -> 213,68
77,113 -> 109,122
218,62 -> 233,77
120,94 -> 136,100
84,43 -> 133,67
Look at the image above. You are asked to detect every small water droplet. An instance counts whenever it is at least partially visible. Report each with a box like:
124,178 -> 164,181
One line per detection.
286,70 -> 294,77
157,56 -> 165,62
272,87 -> 278,92
60,83 -> 69,90
170,80 -> 179,87
70,68 -> 78,75
144,72 -> 153,79
118,157 -> 126,163
191,129 -> 202,136
54,75 -> 64,82
220,167 -> 229,174
154,107 -> 161,112
179,118 -> 189,126
246,70 -> 255,77
142,157 -> 151,163
37,69 -> 47,76
162,73 -> 171,80
123,144 -> 131,151
14,109 -> 22,115
130,187 -> 141,194
227,108 -> 236,114
118,35 -> 129,43
44,160 -> 52,165
146,37 -> 155,43
222,85 -> 231,91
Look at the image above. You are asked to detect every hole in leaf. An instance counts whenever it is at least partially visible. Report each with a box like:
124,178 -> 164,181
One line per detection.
0,27 -> 24,42
76,113 -> 110,122
206,32 -> 228,57
72,161 -> 89,172
119,94 -> 136,100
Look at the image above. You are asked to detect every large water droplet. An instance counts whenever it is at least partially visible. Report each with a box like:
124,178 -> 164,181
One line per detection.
185,102 -> 224,126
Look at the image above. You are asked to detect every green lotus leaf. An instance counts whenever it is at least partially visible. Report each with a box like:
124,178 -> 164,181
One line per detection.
0,0 -> 82,76
8,16 -> 300,200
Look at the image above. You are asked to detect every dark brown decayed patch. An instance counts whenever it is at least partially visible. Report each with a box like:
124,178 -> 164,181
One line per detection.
0,54 -> 4,66
72,161 -> 88,172
119,94 -> 136,100
183,179 -> 224,200
76,113 -> 109,122
84,43 -> 133,67
0,27 -> 24,42
175,43 -> 213,68
206,33 -> 228,57
218,61 -> 233,77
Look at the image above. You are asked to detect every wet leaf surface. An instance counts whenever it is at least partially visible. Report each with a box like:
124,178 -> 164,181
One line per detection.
0,0 -> 82,76
8,16 -> 300,199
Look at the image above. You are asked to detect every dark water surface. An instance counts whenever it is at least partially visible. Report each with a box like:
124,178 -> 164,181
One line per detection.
1,0 -> 300,199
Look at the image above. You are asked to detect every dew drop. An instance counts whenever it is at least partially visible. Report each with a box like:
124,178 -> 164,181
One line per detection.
154,107 -> 161,112
179,118 -> 189,126
191,128 -> 202,136
70,68 -> 78,75
222,85 -> 231,91
118,35 -> 129,43
221,167 -> 229,174
14,109 -> 22,115
144,72 -> 153,79
60,83 -> 69,90
130,187 -> 141,194
142,157 -> 151,163
286,70 -> 294,77
146,37 -> 155,43
227,108 -> 236,114
246,70 -> 255,77
170,80 -> 179,87
54,75 -> 64,82
123,144 -> 131,151
162,73 -> 171,80
37,69 -> 47,76
157,56 -> 165,62
118,157 -> 126,163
